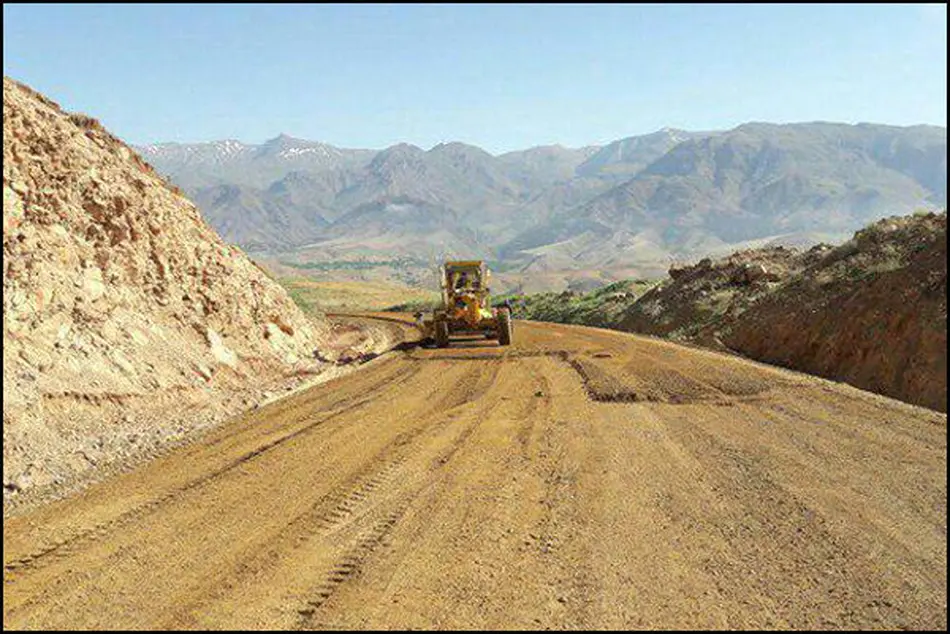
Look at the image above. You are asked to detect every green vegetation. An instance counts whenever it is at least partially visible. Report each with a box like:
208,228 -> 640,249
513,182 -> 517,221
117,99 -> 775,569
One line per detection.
495,279 -> 660,327
283,280 -> 319,313
387,297 -> 442,313
280,277 -> 438,313
278,257 -> 429,272
386,278 -> 660,326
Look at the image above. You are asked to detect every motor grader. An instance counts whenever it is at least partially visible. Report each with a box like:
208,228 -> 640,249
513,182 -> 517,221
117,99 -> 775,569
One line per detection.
417,260 -> 512,347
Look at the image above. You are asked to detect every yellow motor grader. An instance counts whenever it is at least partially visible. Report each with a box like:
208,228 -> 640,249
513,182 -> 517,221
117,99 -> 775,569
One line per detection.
417,260 -> 512,347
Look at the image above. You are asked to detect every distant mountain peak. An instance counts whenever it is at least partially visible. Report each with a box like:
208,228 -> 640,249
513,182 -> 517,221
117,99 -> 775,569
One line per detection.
430,140 -> 481,150
269,132 -> 299,143
255,134 -> 347,160
375,142 -> 425,158
656,127 -> 691,143
137,122 -> 945,263
262,133 -> 309,148
367,142 -> 426,173
427,141 -> 494,160
389,142 -> 425,151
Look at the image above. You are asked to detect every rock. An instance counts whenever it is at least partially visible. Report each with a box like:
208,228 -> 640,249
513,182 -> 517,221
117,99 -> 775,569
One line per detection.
4,480 -> 23,494
19,346 -> 52,370
9,289 -> 27,308
2,76 -> 331,507
111,350 -> 136,375
194,363 -> 214,382
730,262 -> 776,286
3,185 -> 25,233
128,328 -> 149,345
744,263 -> 768,282
205,327 -> 238,367
669,264 -> 689,280
265,322 -> 282,340
81,267 -> 106,300
270,315 -> 295,337
100,320 -> 121,341
9,180 -> 29,196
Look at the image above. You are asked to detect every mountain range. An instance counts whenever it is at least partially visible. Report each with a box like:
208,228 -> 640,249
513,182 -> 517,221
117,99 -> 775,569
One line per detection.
136,122 -> 947,288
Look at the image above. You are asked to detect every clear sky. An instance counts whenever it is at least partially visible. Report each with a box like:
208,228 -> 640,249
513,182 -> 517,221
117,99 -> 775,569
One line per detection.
3,3 -> 947,154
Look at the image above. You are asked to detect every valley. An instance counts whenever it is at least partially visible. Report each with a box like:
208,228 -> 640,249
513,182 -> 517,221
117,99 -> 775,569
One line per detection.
139,123 -> 946,293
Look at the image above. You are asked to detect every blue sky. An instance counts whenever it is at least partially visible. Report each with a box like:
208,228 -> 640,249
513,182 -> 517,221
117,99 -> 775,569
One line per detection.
3,3 -> 946,154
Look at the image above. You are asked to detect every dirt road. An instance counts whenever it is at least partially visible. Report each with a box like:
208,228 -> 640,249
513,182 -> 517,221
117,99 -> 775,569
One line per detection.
3,316 -> 946,629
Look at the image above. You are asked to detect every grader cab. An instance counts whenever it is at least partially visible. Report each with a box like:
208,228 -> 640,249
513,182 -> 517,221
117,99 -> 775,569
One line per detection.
418,260 -> 512,348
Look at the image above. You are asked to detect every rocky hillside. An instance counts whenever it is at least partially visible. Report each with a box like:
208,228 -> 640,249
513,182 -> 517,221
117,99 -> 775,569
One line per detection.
574,128 -> 712,180
139,124 -> 945,280
619,211 -> 947,411
502,123 -> 946,272
619,246 -> 820,343
137,134 -> 375,191
508,211 -> 946,412
500,280 -> 659,328
2,77 -> 333,509
726,212 -> 946,412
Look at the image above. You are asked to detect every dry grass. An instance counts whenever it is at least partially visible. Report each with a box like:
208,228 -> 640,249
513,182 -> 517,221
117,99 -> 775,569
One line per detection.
280,277 -> 438,313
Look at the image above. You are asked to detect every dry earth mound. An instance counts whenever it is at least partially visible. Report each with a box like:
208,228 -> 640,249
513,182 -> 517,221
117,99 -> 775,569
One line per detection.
618,212 -> 947,412
2,77 -> 332,508
619,245 -> 817,345
726,212 -> 947,412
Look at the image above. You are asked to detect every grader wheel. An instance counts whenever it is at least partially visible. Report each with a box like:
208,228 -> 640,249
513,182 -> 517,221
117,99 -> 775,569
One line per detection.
497,308 -> 512,346
435,320 -> 450,348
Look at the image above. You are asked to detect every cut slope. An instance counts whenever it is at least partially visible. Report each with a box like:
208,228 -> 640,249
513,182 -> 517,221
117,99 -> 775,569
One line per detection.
617,211 -> 946,411
2,77 -> 331,505
726,212 -> 947,412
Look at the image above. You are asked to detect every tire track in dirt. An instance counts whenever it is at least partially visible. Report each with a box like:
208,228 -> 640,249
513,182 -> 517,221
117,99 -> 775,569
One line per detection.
3,317 -> 945,630
3,368 -> 444,628
297,356 -> 559,630
514,367 -> 552,462
153,360 -> 504,629
293,364 -> 506,629
657,402 -> 941,629
2,358 -> 424,580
